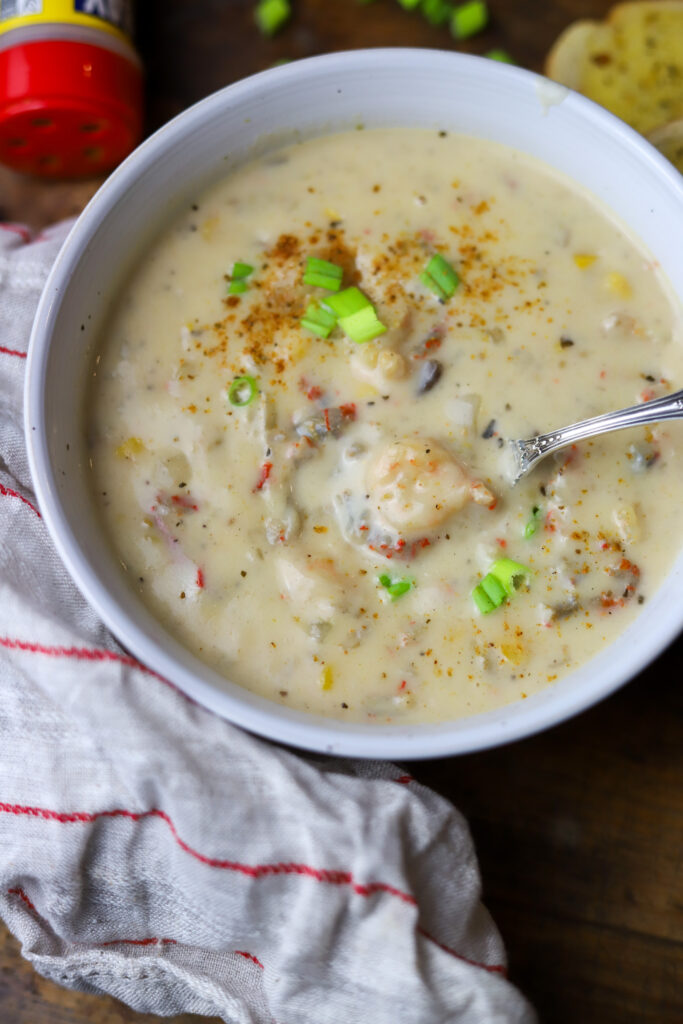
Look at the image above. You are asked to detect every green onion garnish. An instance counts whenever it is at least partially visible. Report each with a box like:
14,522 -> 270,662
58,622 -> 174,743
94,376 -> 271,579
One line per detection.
397,0 -> 422,8
303,257 -> 344,292
228,261 -> 254,295
379,573 -> 414,600
322,286 -> 370,318
340,305 -> 387,344
420,253 -> 460,301
228,280 -> 248,295
524,506 -> 541,538
421,0 -> 454,26
472,585 -> 496,614
491,557 -> 531,595
485,48 -> 515,63
322,286 -> 387,343
255,0 -> 291,36
228,375 -> 259,407
232,261 -> 254,279
451,0 -> 488,39
471,557 -> 531,613
301,302 -> 338,339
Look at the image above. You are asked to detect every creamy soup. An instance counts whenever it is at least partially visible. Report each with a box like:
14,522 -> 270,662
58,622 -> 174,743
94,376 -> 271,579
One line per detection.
88,129 -> 683,724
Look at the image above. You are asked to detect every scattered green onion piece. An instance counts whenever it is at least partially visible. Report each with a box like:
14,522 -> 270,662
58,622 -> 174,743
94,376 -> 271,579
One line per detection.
231,261 -> 254,280
490,558 -> 531,596
421,0 -> 454,26
472,584 -> 496,614
480,572 -> 507,606
322,286 -> 387,343
322,286 -> 370,318
303,256 -> 344,291
255,0 -> 291,36
524,506 -> 541,539
228,375 -> 259,407
339,305 -> 387,344
228,280 -> 249,295
486,48 -> 515,63
379,573 -> 414,600
420,253 -> 460,301
451,0 -> 488,39
472,557 -> 531,613
301,302 -> 338,339
228,261 -> 254,294
397,0 -> 422,8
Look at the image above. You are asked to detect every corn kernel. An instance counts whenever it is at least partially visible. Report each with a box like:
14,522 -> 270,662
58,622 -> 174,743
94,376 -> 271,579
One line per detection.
116,437 -> 145,459
320,665 -> 334,691
573,253 -> 597,269
605,271 -> 632,298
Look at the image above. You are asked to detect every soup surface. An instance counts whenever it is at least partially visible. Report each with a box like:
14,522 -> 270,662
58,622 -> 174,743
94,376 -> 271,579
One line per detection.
89,129 -> 683,723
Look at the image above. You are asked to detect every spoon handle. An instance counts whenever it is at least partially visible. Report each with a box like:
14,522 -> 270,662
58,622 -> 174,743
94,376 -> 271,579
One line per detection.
515,388 -> 683,476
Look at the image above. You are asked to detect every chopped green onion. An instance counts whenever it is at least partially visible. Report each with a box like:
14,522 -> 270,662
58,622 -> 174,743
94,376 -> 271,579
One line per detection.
301,302 -> 338,339
322,286 -> 387,342
420,253 -> 460,301
490,558 -> 531,596
472,583 -> 496,614
524,506 -> 541,539
451,0 -> 488,39
228,261 -> 254,295
471,557 -> 531,613
340,305 -> 387,344
480,572 -> 507,606
397,0 -> 422,8
379,573 -> 414,600
231,261 -> 254,279
255,0 -> 291,36
303,257 -> 344,291
228,375 -> 259,407
421,0 -> 454,26
322,286 -> 371,318
485,48 -> 515,63
228,280 -> 249,295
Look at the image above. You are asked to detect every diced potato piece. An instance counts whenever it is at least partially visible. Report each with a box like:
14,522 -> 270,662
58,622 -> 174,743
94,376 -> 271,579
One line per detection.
377,349 -> 407,380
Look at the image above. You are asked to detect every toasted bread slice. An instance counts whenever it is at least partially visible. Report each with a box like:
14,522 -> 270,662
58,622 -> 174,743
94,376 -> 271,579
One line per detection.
546,2 -> 683,137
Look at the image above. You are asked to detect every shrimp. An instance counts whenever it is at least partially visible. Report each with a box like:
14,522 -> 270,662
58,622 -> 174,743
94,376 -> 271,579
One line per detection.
367,438 -> 494,536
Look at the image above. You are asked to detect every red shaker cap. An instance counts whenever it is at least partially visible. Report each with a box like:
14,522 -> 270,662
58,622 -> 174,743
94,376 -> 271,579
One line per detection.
0,38 -> 143,178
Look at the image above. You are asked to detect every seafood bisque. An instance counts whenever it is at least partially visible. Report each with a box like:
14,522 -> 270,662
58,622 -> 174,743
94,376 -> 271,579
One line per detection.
88,128 -> 683,724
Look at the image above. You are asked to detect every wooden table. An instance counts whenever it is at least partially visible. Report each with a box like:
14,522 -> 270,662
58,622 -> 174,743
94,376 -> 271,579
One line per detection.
1,2 -> 681,1022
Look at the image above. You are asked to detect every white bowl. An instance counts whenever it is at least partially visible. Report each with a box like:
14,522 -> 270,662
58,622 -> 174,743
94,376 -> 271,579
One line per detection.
25,49 -> 683,759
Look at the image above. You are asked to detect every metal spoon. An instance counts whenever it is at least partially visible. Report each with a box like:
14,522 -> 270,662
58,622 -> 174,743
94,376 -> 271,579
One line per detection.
507,388 -> 683,484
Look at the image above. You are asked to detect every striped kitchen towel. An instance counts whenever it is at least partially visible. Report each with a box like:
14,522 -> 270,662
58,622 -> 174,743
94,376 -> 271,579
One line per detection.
0,221 -> 535,1023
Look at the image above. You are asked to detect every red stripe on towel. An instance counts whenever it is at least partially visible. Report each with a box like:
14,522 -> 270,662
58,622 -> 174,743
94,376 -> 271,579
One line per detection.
0,483 -> 40,515
235,950 -> 264,969
0,801 -> 505,975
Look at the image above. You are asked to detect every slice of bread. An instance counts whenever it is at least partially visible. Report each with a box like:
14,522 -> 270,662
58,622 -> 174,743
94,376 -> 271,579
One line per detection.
546,2 -> 683,137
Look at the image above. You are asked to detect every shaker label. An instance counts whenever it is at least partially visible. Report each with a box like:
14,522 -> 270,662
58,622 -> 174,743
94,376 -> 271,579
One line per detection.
74,0 -> 131,32
0,1 -> 44,20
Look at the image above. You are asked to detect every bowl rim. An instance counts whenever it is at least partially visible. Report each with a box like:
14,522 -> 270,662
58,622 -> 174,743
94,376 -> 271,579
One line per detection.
25,47 -> 683,760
